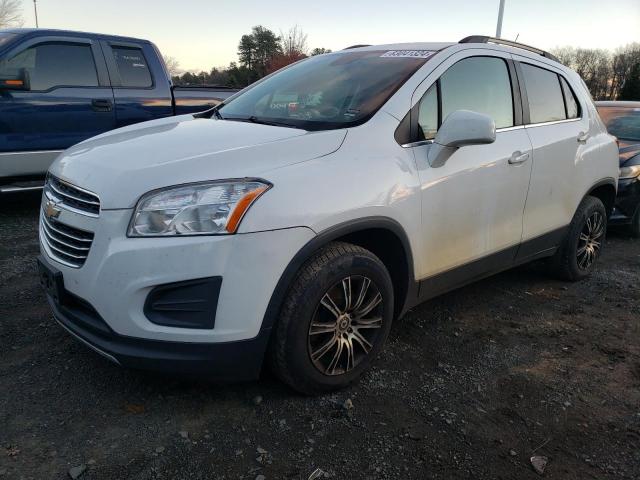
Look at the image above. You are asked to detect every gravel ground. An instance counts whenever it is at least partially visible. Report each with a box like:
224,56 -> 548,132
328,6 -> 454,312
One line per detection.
1,192 -> 639,480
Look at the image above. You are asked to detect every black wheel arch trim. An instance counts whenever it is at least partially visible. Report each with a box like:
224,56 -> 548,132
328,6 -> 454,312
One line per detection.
584,177 -> 617,214
260,216 -> 417,333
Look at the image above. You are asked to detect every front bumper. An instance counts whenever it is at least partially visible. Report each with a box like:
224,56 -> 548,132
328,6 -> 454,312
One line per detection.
39,263 -> 272,380
610,176 -> 640,224
38,205 -> 315,375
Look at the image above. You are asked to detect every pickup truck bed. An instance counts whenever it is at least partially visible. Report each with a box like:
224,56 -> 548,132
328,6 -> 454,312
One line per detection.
0,29 -> 239,191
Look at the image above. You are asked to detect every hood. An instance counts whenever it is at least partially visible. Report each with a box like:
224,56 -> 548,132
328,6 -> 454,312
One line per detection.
619,142 -> 640,166
50,115 -> 346,209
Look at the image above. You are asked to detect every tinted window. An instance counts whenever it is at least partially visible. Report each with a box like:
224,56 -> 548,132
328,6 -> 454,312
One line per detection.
597,107 -> 640,141
0,42 -> 98,90
0,33 -> 17,49
560,77 -> 579,119
219,50 -> 432,131
521,64 -> 566,124
112,47 -> 152,88
417,84 -> 438,140
440,57 -> 514,129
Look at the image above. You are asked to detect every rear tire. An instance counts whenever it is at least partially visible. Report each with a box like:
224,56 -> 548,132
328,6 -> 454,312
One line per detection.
268,242 -> 394,395
549,196 -> 607,281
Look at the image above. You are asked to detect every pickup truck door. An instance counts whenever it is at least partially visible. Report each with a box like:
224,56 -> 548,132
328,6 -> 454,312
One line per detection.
408,52 -> 533,293
100,41 -> 173,128
0,36 -> 115,178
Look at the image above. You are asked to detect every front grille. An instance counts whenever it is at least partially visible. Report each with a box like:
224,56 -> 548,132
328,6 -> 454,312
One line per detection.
44,175 -> 100,217
40,213 -> 94,268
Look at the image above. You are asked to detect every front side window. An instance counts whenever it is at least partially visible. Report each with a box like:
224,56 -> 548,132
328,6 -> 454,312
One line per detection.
0,42 -> 98,91
218,50 -> 432,130
440,57 -> 514,129
521,63 -> 566,124
417,84 -> 438,139
112,46 -> 152,88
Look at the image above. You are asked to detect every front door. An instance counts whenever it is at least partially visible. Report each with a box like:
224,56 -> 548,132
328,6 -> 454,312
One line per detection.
410,53 -> 533,284
0,36 -> 115,177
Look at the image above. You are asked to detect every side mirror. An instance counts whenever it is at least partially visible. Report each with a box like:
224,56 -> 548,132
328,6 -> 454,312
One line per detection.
428,110 -> 496,167
0,69 -> 30,91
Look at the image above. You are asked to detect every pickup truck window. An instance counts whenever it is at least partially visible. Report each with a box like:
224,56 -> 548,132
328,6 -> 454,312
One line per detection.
0,42 -> 98,91
0,33 -> 17,48
112,46 -> 152,88
218,50 -> 431,131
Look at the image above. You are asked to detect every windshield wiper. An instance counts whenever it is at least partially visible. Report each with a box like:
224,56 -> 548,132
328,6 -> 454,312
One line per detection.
226,115 -> 304,129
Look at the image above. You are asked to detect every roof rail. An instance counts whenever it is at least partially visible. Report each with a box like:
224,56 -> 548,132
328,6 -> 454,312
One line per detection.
459,35 -> 560,63
343,44 -> 371,50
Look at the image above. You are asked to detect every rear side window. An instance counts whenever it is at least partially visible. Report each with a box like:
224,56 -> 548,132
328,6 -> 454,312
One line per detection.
560,77 -> 580,119
112,46 -> 152,88
440,56 -> 514,129
0,42 -> 98,90
521,64 -> 566,124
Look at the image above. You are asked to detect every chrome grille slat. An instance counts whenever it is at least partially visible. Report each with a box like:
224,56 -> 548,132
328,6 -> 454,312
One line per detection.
41,234 -> 87,259
47,180 -> 100,206
44,175 -> 101,217
41,214 -> 93,243
41,223 -> 91,252
40,212 -> 94,268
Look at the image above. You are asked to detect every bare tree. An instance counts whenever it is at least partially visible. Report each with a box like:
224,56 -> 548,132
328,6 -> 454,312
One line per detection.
280,25 -> 308,57
162,55 -> 182,77
0,0 -> 23,28
609,43 -> 640,99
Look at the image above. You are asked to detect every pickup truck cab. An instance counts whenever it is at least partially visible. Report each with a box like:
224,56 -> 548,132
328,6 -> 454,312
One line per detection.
0,29 -> 237,192
38,36 -> 619,394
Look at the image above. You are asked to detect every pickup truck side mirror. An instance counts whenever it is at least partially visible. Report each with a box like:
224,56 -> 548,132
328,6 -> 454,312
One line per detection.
0,69 -> 30,91
428,110 -> 496,167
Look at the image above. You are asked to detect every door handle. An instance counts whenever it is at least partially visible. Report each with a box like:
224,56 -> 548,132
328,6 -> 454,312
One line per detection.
91,99 -> 113,112
508,151 -> 530,165
577,131 -> 590,143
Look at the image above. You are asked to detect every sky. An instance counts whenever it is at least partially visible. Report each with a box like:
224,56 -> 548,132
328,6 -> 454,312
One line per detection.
13,0 -> 640,72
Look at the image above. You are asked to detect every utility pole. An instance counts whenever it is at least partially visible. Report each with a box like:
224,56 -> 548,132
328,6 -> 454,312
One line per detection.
33,0 -> 39,28
496,0 -> 505,38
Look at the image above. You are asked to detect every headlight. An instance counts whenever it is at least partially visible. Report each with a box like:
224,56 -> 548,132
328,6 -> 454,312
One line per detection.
128,180 -> 271,236
620,165 -> 640,180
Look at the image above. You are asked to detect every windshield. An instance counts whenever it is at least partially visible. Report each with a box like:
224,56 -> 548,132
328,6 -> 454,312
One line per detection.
597,106 -> 640,142
218,50 -> 434,130
0,33 -> 17,50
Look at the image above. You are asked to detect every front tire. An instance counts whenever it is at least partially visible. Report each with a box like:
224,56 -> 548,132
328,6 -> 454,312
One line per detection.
550,196 -> 607,281
268,242 -> 394,395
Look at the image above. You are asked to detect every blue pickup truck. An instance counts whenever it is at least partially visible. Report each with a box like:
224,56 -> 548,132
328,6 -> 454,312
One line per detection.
0,29 -> 239,192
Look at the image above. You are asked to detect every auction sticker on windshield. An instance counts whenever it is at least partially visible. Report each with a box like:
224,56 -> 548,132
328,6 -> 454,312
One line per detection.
381,50 -> 436,58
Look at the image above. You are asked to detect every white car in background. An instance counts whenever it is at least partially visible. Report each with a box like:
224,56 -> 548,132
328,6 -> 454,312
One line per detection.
37,36 -> 618,394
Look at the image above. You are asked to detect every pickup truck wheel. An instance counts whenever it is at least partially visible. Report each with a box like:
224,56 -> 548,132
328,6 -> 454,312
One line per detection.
268,242 -> 394,395
630,207 -> 640,238
550,196 -> 607,281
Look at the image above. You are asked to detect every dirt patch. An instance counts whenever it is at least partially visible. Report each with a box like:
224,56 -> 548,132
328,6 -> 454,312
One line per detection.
1,192 -> 639,479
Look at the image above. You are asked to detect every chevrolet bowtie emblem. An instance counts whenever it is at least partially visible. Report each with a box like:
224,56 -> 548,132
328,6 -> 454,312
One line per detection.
44,200 -> 62,219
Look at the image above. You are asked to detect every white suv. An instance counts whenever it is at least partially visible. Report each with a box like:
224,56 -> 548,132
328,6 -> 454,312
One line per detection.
37,37 -> 619,394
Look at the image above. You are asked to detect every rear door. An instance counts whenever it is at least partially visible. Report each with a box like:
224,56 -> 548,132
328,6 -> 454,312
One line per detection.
100,41 -> 173,128
0,36 -> 115,177
513,57 -> 589,250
